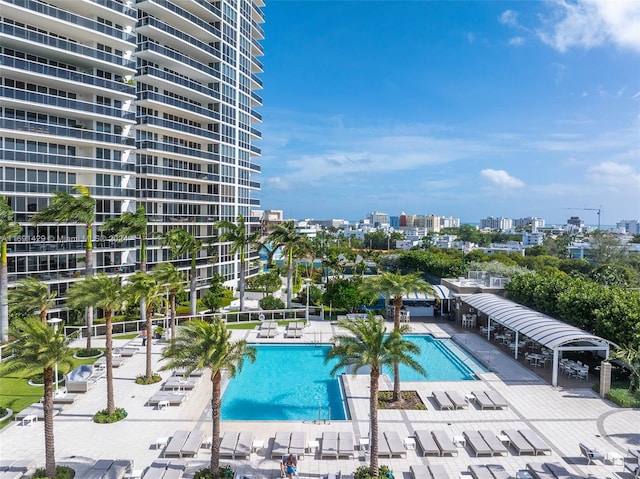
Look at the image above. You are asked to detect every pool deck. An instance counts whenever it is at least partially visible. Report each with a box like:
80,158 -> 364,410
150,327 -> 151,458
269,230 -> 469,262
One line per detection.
1,317 -> 638,478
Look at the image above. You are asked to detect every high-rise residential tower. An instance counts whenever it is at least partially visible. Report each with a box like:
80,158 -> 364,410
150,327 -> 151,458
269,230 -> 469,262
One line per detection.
0,0 -> 264,320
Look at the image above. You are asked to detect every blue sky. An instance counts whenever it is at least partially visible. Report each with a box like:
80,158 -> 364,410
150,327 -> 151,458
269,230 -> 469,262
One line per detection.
257,1 -> 640,225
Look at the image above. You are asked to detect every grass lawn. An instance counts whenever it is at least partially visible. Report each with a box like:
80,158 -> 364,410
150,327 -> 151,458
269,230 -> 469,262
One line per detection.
0,349 -> 102,429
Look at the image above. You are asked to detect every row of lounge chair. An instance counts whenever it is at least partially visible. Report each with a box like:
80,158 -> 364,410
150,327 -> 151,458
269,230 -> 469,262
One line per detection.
378,431 -> 407,458
142,460 -> 186,479
14,403 -> 63,423
463,431 -> 507,457
467,464 -> 510,479
415,430 -> 458,457
271,431 -> 307,459
219,431 -> 254,459
148,391 -> 188,408
410,463 -> 449,479
0,460 -> 34,479
471,391 -> 508,410
163,430 -> 204,458
432,391 -> 468,410
81,459 -> 133,479
320,431 -> 355,458
286,321 -> 305,338
526,462 -> 580,479
258,321 -> 278,338
502,429 -> 552,455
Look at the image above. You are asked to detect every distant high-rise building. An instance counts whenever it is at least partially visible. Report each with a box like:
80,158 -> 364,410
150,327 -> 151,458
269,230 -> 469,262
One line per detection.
480,216 -> 513,231
513,217 -> 545,231
440,216 -> 460,228
617,219 -> 640,235
567,216 -> 584,228
366,211 -> 388,227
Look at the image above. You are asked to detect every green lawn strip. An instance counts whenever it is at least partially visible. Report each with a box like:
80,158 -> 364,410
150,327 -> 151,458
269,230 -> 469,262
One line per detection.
0,350 -> 103,428
113,333 -> 139,340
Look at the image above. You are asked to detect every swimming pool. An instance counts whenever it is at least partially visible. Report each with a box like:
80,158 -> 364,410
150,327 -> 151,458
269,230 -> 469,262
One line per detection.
221,344 -> 347,421
388,335 -> 486,381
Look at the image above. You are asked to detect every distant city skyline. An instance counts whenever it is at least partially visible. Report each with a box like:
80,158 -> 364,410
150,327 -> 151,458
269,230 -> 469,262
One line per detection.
257,1 -> 640,224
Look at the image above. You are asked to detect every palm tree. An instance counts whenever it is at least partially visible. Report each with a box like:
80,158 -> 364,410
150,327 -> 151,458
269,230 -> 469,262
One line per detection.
7,317 -> 74,478
325,314 -> 423,477
102,204 -> 149,273
162,229 -> 203,317
267,221 -> 311,308
0,197 -> 23,342
9,277 -> 57,323
361,272 -> 434,401
66,274 -> 126,414
160,319 -> 256,472
31,185 -> 96,350
126,271 -> 164,379
215,215 -> 261,311
150,263 -> 184,341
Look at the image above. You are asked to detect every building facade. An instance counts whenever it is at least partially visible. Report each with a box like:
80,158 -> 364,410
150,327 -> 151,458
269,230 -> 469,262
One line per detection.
0,0 -> 264,317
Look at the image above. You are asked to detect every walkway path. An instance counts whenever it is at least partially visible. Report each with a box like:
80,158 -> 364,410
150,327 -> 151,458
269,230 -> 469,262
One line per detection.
0,318 -> 637,479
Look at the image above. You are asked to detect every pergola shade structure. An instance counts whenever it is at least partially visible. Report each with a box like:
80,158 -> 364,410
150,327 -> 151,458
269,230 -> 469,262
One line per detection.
463,293 -> 614,386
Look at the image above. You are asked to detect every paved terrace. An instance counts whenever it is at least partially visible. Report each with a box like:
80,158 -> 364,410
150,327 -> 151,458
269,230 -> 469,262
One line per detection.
0,318 -> 638,479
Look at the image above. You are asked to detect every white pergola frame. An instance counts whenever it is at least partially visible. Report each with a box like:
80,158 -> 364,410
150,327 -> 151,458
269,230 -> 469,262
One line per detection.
462,293 -> 615,387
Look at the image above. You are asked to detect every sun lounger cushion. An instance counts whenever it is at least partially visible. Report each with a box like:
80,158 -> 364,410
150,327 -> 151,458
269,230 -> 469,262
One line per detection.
414,430 -> 440,457
272,432 -> 290,458
519,429 -> 552,455
464,431 -> 493,457
433,391 -> 454,410
502,429 -> 535,455
321,431 -> 338,458
468,465 -> 493,479
164,430 -> 189,458
427,464 -> 449,479
526,463 -> 555,479
445,390 -> 468,409
377,433 -> 391,457
472,391 -> 495,410
478,430 -> 507,456
383,431 -> 406,457
431,430 -> 458,457
235,431 -> 253,459
410,465 -> 431,479
181,430 -> 203,457
485,390 -> 508,409
338,431 -> 355,457
289,431 -> 307,457
486,465 -> 510,479
220,431 -> 239,458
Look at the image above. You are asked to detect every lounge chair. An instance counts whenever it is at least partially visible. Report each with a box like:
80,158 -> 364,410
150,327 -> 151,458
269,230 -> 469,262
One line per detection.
164,430 -> 189,458
162,461 -> 186,479
321,431 -> 338,458
95,356 -> 125,368
220,431 -> 240,459
519,429 -> 552,455
142,461 -> 170,479
624,461 -> 640,479
338,431 -> 355,458
181,430 -> 204,457
485,390 -> 508,409
527,462 -> 578,479
272,431 -> 290,458
162,377 -> 198,391
431,430 -> 458,457
148,391 -> 187,407
464,431 -> 493,457
501,429 -> 535,455
114,347 -> 138,357
445,390 -> 468,409
468,465 -> 493,479
432,391 -> 454,410
414,430 -> 440,457
15,403 -> 62,421
427,464 -> 450,479
172,368 -> 203,377
383,431 -> 406,457
289,431 -> 307,458
410,465 -> 431,479
478,430 -> 508,456
485,465 -> 510,479
578,443 -> 604,465
472,391 -> 495,410
286,329 -> 303,339
377,433 -> 391,458
526,463 -> 555,479
235,431 -> 254,459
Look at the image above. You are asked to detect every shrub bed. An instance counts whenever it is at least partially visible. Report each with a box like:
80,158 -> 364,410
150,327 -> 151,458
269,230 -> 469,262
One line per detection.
135,373 -> 162,385
94,407 -> 127,423
32,466 -> 75,479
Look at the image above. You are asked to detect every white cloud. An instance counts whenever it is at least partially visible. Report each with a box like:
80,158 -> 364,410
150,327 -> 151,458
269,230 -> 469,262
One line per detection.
467,32 -> 476,44
499,10 -> 520,27
537,0 -> 640,53
586,161 -> 640,188
479,169 -> 525,188
508,36 -> 525,46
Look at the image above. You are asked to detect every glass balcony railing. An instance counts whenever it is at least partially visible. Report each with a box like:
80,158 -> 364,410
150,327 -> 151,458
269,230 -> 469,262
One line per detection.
136,141 -> 220,161
137,190 -> 221,203
138,91 -> 220,121
137,4 -> 221,43
2,119 -> 135,146
250,109 -> 262,121
137,66 -> 221,101
0,55 -> 136,95
3,151 -> 135,172
1,181 -> 135,197
138,165 -> 220,182
138,42 -> 220,80
138,115 -> 221,141
249,144 -> 261,155
250,73 -> 263,89
89,0 -> 137,17
7,0 -> 136,42
1,23 -> 135,69
1,87 -> 135,121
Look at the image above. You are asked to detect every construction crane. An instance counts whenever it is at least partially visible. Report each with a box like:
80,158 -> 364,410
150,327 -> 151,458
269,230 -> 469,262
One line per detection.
562,207 -> 602,229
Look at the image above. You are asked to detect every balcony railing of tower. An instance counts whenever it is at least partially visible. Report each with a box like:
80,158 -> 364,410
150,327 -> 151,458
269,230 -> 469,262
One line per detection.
0,55 -> 136,95
137,42 -> 221,81
136,0 -> 221,36
1,88 -> 136,121
137,67 -> 221,101
137,91 -> 221,121
0,23 -> 136,69
249,144 -> 261,155
137,166 -> 219,183
251,37 -> 264,56
136,141 -> 220,161
137,16 -> 222,60
0,182 -> 135,198
251,19 -> 264,38
137,116 -> 221,141
90,0 -> 137,17
2,119 -> 136,146
8,0 -> 136,42
250,108 -> 262,121
136,190 -> 221,203
250,73 -> 263,89
3,151 -> 136,172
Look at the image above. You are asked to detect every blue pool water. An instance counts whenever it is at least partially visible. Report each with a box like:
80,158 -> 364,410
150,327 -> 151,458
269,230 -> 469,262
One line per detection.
387,335 -> 483,381
221,344 -> 346,421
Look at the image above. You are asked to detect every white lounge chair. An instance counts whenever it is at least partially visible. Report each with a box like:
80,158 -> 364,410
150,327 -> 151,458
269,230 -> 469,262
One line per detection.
164,431 -> 189,458
410,465 -> 431,479
219,431 -> 239,459
445,390 -> 468,409
501,429 -> 535,455
338,431 -> 355,458
414,430 -> 441,457
431,430 -> 458,456
478,430 -> 508,456
519,429 -> 552,455
579,443 -> 604,465
383,431 -> 406,458
464,431 -> 493,457
271,432 -> 290,458
181,430 -> 203,457
432,391 -> 454,410
235,431 -> 254,459
289,431 -> 307,458
321,431 -> 338,458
